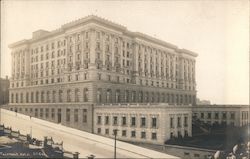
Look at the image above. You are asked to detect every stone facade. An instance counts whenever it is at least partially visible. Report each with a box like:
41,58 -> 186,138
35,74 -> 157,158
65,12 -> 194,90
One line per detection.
94,103 -> 192,144
0,77 -> 9,105
192,105 -> 249,127
8,103 -> 93,132
8,15 -> 197,106
7,15 -> 197,143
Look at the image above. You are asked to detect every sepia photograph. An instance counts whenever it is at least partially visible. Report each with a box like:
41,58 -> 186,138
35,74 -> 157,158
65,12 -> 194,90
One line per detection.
0,0 -> 249,158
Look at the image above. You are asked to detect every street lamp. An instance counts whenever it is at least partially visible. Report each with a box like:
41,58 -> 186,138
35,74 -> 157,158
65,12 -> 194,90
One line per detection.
113,129 -> 119,159
30,126 -> 32,138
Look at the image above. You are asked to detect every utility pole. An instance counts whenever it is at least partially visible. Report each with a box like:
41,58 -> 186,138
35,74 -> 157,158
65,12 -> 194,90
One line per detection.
113,129 -> 118,159
30,126 -> 32,138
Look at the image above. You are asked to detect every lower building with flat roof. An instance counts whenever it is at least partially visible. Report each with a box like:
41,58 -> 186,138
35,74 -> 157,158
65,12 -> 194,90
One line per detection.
5,103 -> 192,144
192,105 -> 249,127
5,103 -> 93,133
94,103 -> 192,144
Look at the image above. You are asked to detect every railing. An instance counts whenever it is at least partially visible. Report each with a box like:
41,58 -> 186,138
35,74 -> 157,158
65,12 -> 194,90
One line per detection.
0,124 -> 79,158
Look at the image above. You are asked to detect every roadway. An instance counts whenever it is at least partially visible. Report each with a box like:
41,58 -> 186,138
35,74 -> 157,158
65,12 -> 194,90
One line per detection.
0,108 -> 178,158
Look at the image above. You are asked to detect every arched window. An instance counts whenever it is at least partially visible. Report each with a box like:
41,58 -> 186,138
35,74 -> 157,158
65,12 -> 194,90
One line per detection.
46,91 -> 50,103
11,93 -> 14,103
16,93 -> 19,103
184,95 -> 187,104
97,88 -> 102,103
36,91 -> 39,103
52,91 -> 56,103
125,90 -> 129,103
171,94 -> 174,104
83,88 -> 88,102
67,89 -> 71,102
145,92 -> 149,103
106,89 -> 112,103
157,92 -> 160,103
180,95 -> 183,104
26,92 -> 29,103
161,93 -> 165,103
193,95 -> 196,104
20,93 -> 23,103
41,91 -> 44,103
31,92 -> 34,103
132,91 -> 136,102
151,92 -> 155,103
176,95 -> 179,104
75,88 -> 80,102
189,95 -> 192,104
59,90 -> 63,102
115,90 -> 120,103
138,91 -> 143,103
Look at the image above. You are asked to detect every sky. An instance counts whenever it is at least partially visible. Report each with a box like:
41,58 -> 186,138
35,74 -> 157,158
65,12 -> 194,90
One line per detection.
1,0 -> 249,104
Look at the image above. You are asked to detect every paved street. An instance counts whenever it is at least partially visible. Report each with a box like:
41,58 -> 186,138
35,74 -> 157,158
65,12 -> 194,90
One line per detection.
0,109 -> 178,158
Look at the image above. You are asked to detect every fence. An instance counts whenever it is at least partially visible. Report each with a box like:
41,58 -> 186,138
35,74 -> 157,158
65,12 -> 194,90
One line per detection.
0,124 -> 79,159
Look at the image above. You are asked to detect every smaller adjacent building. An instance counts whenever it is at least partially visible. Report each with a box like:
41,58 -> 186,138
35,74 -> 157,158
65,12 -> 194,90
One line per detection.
192,105 -> 249,127
94,103 -> 192,144
0,76 -> 9,105
7,103 -> 93,133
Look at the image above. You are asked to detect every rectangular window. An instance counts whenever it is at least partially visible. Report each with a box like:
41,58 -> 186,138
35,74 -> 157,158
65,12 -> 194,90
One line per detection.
215,113 -> 219,119
105,129 -> 109,135
170,117 -> 174,128
45,108 -> 49,118
40,108 -> 43,118
97,116 -> 102,124
122,116 -> 126,126
83,112 -> 87,123
152,117 -> 157,128
113,116 -> 118,125
223,113 -> 227,119
105,116 -> 109,125
177,117 -> 181,127
184,116 -> 188,127
194,154 -> 200,157
131,131 -> 136,138
51,108 -> 55,119
66,108 -> 70,122
151,132 -> 157,140
170,132 -> 174,139
131,117 -> 136,126
122,130 -> 127,137
201,113 -> 204,119
74,109 -> 78,122
230,112 -> 235,119
97,128 -> 101,134
98,73 -> 101,80
207,113 -> 211,119
141,117 -> 146,127
141,132 -> 146,139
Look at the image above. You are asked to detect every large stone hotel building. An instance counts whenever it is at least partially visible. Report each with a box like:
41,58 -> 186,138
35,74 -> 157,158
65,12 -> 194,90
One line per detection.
7,15 -> 197,144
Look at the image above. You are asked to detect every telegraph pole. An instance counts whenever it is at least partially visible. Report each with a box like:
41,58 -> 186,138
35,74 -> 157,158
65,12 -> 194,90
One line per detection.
113,129 -> 118,159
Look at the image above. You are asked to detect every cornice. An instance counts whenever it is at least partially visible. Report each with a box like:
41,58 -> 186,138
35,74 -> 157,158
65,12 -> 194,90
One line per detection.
8,15 -> 199,57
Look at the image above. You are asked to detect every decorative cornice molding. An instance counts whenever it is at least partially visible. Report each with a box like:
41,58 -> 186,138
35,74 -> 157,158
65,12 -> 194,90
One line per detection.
9,15 -> 198,57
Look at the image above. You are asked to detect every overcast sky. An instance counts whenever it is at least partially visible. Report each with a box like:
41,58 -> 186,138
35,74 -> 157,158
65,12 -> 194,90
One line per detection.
1,0 -> 249,104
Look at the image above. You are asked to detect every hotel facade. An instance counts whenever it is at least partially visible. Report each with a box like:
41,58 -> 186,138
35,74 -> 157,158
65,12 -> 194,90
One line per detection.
7,15 -> 197,144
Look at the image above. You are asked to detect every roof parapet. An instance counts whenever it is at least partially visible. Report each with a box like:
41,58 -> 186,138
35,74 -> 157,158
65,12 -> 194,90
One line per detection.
8,39 -> 29,49
132,32 -> 178,50
178,48 -> 198,57
62,15 -> 127,32
32,29 -> 50,39
8,15 -> 198,57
